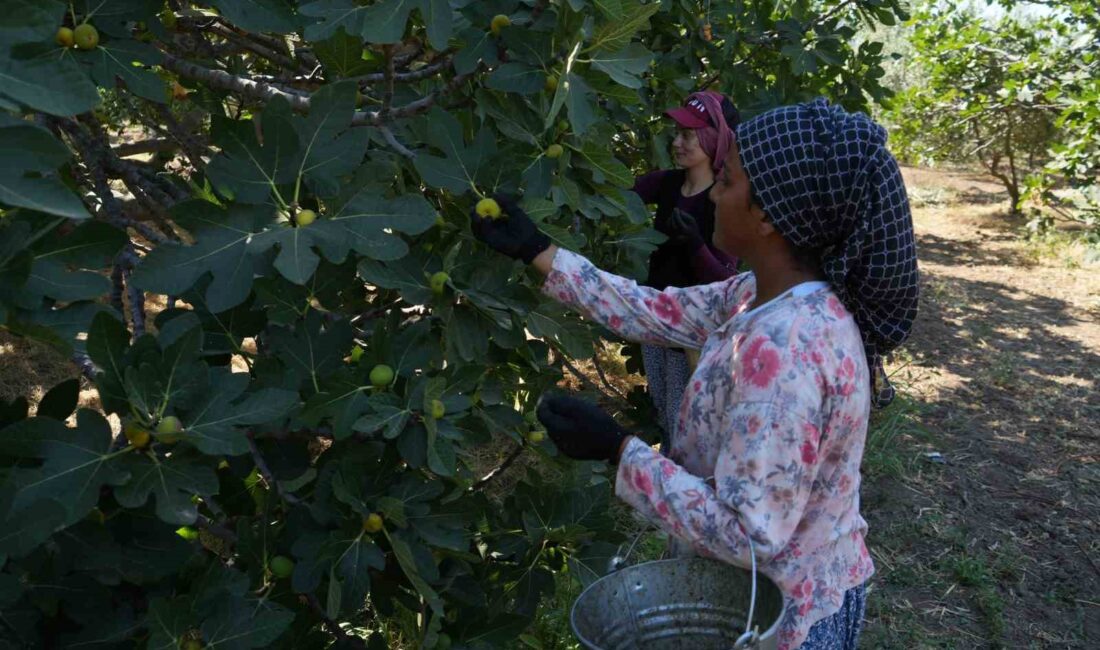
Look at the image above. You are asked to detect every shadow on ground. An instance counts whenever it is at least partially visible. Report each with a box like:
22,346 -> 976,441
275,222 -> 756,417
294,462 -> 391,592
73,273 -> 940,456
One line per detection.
862,195 -> 1099,647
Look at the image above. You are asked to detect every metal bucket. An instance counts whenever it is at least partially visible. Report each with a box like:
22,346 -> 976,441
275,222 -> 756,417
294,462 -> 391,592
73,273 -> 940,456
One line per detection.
571,550 -> 784,649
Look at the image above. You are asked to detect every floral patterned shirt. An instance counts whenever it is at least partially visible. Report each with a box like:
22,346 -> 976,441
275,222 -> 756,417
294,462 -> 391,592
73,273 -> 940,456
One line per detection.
542,249 -> 875,650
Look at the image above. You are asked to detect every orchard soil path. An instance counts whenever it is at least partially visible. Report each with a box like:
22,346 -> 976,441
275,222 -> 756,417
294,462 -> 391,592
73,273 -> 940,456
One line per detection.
0,166 -> 1096,648
862,167 -> 1100,648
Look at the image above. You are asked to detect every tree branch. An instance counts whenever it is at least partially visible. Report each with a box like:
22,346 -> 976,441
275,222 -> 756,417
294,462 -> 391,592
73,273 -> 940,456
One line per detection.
114,138 -> 179,157
160,52 -> 472,127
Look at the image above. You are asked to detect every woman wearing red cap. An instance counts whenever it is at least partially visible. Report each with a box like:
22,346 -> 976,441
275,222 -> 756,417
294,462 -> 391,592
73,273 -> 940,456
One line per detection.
632,91 -> 742,451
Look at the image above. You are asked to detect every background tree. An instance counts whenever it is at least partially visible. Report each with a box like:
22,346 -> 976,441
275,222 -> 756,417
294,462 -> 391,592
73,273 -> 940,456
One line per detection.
886,0 -> 1059,214
0,1 -> 905,648
888,0 -> 1099,240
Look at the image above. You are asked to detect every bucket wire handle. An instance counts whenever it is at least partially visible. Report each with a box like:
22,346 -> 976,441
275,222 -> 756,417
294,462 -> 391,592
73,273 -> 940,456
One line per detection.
733,529 -> 760,649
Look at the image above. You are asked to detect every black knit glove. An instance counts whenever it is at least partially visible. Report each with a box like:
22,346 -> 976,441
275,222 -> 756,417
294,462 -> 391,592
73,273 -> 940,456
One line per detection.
469,194 -> 551,264
666,208 -> 705,251
537,395 -> 629,462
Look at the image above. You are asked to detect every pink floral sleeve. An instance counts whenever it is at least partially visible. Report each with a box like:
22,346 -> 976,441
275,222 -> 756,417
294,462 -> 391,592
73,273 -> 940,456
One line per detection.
541,248 -> 750,349
615,401 -> 821,567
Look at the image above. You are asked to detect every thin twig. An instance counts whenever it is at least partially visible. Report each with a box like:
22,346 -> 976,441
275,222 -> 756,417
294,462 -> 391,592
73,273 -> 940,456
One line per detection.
379,126 -> 416,159
471,443 -> 525,491
593,341 -> 629,401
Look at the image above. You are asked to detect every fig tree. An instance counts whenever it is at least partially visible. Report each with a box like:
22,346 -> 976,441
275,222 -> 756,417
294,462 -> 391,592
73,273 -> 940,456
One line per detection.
124,421 -> 150,448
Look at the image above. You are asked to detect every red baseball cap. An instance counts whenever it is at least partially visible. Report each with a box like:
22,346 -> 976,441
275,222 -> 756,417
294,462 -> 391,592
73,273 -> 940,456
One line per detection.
665,96 -> 712,129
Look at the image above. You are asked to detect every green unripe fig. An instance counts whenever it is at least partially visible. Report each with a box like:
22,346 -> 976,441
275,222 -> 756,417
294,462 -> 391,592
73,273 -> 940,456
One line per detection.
490,14 -> 511,35
181,639 -> 202,650
350,346 -> 364,363
429,399 -> 446,419
369,364 -> 394,388
429,271 -> 449,295
295,209 -> 317,226
475,198 -> 502,219
527,430 -> 545,444
73,23 -> 99,50
124,421 -> 151,448
362,512 -> 384,533
544,74 -> 558,92
545,144 -> 564,159
56,27 -> 74,47
557,119 -> 570,132
155,416 -> 184,443
270,555 -> 295,578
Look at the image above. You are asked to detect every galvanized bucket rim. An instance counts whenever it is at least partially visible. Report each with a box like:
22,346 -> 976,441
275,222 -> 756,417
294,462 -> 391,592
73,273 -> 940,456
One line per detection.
569,556 -> 784,650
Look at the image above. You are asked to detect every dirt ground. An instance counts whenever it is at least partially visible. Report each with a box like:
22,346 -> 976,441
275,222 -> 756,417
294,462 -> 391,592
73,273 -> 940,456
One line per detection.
1,165 -> 1097,648
861,166 -> 1100,648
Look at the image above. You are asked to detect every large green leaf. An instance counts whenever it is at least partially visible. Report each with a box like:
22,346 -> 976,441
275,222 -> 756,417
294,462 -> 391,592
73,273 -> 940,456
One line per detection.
575,142 -> 633,187
357,254 -> 435,304
209,0 -> 298,34
268,313 -> 354,391
294,81 -> 367,197
588,42 -> 652,88
0,0 -> 66,44
587,0 -> 660,52
0,410 -> 130,526
312,28 -> 374,77
0,497 -> 66,558
206,102 -> 301,204
413,107 -> 497,193
80,40 -> 165,103
23,260 -> 110,302
486,63 -> 546,95
316,191 -> 439,262
122,325 -> 206,420
0,175 -> 90,220
290,525 -> 385,616
0,48 -> 101,116
114,450 -> 219,525
133,202 -> 276,312
0,123 -> 71,172
183,372 -> 299,456
387,528 -> 442,613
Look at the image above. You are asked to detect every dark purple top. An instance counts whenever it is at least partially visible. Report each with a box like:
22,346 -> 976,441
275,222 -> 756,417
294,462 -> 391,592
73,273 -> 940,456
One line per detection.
632,170 -> 739,284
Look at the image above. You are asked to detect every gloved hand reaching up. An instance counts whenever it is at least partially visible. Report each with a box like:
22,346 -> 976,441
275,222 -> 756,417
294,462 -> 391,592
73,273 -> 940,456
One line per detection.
469,195 -> 551,264
536,394 -> 631,463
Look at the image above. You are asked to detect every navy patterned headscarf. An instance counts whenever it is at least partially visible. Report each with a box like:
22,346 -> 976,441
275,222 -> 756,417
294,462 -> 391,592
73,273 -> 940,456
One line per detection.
736,98 -> 919,406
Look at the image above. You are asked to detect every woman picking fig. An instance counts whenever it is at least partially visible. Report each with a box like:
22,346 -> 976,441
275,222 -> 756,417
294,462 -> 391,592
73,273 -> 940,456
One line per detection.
469,98 -> 919,650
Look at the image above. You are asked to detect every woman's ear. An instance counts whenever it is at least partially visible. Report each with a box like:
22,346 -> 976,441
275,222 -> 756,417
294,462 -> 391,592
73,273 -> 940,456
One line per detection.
751,204 -> 774,237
